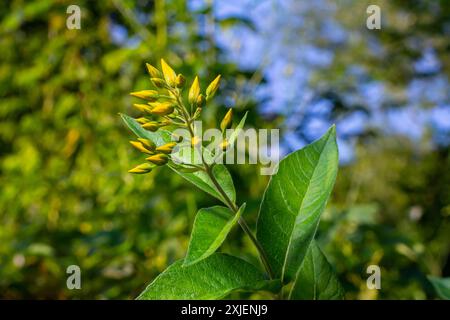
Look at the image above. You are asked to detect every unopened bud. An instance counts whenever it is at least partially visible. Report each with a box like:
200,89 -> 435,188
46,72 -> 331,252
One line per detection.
133,103 -> 152,114
176,74 -> 186,88
136,117 -> 150,124
142,121 -> 161,132
129,141 -> 153,154
196,94 -> 205,108
146,63 -> 162,78
220,108 -> 233,131
150,103 -> 175,116
188,76 -> 200,105
130,90 -> 158,101
146,153 -> 169,166
128,163 -> 155,174
160,119 -> 172,126
161,59 -> 177,87
137,138 -> 156,150
151,78 -> 167,88
206,75 -> 221,101
155,142 -> 177,154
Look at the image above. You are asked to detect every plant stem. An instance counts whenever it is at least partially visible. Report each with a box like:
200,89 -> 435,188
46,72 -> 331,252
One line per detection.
172,88 -> 274,279
203,164 -> 275,279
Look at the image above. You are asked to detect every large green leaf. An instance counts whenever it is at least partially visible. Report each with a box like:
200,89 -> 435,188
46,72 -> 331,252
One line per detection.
184,204 -> 245,266
256,126 -> 338,281
137,253 -> 266,300
120,113 -> 171,146
428,276 -> 450,300
289,241 -> 344,300
171,164 -> 236,204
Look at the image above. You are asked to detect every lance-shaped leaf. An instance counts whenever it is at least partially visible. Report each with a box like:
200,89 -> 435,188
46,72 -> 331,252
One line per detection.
184,204 -> 245,266
137,253 -> 266,300
256,126 -> 338,282
171,164 -> 236,204
289,241 -> 344,300
120,113 -> 171,146
428,276 -> 450,300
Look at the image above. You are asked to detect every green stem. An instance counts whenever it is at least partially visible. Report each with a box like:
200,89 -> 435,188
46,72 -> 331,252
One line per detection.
204,164 -> 274,279
172,88 -> 274,279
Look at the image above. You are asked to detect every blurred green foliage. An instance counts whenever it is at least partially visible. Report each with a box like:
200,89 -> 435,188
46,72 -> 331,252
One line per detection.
0,0 -> 448,299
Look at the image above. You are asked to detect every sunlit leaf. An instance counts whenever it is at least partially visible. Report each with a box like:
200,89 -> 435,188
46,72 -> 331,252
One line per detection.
256,126 -> 338,282
184,204 -> 245,266
137,253 -> 266,299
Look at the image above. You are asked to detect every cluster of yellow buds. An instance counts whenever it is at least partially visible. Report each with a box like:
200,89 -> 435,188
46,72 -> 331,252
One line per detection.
127,59 -> 232,174
128,138 -> 177,174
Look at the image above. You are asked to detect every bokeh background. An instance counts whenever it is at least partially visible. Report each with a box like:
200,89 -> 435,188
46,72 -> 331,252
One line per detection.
0,0 -> 449,299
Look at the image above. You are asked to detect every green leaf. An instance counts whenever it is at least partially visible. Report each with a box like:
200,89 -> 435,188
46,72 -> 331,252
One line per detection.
428,276 -> 450,300
184,204 -> 245,266
170,164 -> 236,204
137,253 -> 266,300
120,113 -> 171,146
289,241 -> 344,300
256,126 -> 338,282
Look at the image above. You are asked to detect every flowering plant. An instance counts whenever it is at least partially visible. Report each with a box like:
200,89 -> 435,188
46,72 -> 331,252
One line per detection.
121,59 -> 343,300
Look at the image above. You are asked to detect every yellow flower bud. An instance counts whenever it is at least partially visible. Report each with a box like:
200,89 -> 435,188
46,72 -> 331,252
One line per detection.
128,163 -> 155,174
188,76 -> 200,105
206,75 -> 221,101
133,103 -> 152,114
176,74 -> 186,88
161,59 -> 177,87
155,142 -> 177,154
129,141 -> 153,154
130,90 -> 158,101
151,78 -> 166,88
150,102 -> 175,116
220,108 -> 233,131
146,153 -> 169,165
196,94 -> 205,108
146,63 -> 162,78
160,119 -> 172,126
142,121 -> 161,132
136,117 -> 150,124
137,138 -> 156,150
